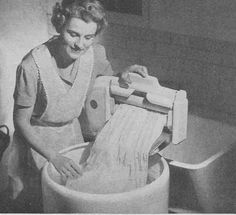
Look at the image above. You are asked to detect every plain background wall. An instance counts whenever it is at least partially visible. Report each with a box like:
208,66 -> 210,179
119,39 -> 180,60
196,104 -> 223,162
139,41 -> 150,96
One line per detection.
150,0 -> 236,42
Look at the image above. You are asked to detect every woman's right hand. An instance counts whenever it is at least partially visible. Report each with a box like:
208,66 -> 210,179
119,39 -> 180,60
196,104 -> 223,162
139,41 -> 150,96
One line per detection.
50,153 -> 83,179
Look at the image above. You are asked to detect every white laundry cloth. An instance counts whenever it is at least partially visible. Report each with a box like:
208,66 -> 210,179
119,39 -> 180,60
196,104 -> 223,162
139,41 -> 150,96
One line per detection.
66,104 -> 166,194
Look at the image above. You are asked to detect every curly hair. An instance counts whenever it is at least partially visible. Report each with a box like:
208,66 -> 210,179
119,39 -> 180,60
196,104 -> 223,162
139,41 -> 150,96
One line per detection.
51,0 -> 107,35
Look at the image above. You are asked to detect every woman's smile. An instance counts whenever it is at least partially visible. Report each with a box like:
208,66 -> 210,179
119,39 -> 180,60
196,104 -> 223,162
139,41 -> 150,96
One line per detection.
70,45 -> 84,55
71,46 -> 82,52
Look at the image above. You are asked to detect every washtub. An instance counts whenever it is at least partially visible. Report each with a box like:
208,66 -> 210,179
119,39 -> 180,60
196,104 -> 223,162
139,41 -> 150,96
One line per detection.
161,113 -> 236,213
42,142 -> 169,213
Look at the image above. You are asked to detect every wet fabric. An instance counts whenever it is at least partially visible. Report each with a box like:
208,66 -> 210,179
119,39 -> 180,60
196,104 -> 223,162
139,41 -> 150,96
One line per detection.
66,104 -> 166,194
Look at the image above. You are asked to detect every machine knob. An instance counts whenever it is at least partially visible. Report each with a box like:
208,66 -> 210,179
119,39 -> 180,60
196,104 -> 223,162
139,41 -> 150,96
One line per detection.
90,100 -> 98,109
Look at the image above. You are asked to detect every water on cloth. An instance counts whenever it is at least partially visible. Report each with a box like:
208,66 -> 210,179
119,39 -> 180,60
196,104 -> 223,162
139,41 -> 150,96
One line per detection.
66,104 -> 166,194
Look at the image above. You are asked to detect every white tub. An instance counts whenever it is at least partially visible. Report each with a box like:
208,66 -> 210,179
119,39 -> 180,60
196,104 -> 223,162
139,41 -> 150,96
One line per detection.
161,113 -> 236,213
42,142 -> 169,213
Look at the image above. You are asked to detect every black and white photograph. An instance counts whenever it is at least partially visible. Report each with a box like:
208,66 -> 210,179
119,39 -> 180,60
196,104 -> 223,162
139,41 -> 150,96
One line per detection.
0,0 -> 235,213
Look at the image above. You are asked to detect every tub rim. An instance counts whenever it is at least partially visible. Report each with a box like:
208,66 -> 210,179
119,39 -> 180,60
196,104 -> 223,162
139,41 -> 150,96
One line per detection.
42,142 -> 169,201
166,146 -> 232,170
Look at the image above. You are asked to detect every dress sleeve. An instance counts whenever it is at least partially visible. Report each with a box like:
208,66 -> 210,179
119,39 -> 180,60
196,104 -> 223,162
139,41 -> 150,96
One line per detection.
13,59 -> 38,107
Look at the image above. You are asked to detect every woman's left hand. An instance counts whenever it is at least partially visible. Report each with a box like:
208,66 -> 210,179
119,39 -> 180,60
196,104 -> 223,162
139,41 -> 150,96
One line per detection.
120,64 -> 148,84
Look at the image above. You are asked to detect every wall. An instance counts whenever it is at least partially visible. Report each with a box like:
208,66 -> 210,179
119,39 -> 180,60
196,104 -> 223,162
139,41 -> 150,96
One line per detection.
150,0 -> 236,42
99,0 -> 236,118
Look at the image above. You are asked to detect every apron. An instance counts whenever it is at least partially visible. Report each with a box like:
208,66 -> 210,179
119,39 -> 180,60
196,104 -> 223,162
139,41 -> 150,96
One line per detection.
7,44 -> 94,200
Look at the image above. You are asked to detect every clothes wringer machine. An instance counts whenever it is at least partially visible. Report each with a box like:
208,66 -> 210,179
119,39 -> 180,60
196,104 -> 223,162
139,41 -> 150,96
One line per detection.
41,74 -> 189,213
81,73 -> 188,153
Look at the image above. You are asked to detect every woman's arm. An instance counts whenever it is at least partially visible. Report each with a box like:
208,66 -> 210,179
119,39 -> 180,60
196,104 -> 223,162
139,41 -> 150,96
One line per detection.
14,105 -> 82,178
95,44 -> 148,79
14,105 -> 55,160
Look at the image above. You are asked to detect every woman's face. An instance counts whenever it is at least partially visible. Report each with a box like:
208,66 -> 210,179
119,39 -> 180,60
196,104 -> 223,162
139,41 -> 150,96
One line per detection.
60,17 -> 97,60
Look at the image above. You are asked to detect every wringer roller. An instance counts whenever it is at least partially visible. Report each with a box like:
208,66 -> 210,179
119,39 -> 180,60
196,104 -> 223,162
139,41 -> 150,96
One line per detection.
82,73 -> 188,154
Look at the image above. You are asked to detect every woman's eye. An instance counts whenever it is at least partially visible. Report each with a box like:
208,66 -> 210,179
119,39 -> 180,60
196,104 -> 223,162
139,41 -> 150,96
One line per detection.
68,32 -> 78,37
85,36 -> 94,40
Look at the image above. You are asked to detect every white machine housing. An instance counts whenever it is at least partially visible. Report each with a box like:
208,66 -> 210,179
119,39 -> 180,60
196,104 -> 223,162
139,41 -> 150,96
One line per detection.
82,74 -> 188,146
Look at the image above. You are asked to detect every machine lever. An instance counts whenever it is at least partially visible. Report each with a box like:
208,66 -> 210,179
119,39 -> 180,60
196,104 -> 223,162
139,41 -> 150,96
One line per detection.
149,129 -> 171,156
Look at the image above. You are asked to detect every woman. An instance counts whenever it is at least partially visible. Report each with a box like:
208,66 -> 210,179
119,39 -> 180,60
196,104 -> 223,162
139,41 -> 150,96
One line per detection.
8,0 -> 148,212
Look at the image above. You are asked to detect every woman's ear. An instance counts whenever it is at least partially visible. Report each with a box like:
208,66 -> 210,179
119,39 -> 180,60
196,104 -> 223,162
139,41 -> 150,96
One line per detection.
51,12 -> 66,34
57,15 -> 66,33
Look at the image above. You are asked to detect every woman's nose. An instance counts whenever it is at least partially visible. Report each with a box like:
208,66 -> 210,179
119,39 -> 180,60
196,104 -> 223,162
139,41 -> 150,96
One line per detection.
75,38 -> 84,49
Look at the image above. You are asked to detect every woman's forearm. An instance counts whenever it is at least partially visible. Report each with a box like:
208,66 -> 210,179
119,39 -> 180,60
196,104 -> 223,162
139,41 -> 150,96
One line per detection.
13,106 -> 82,178
14,106 -> 58,161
